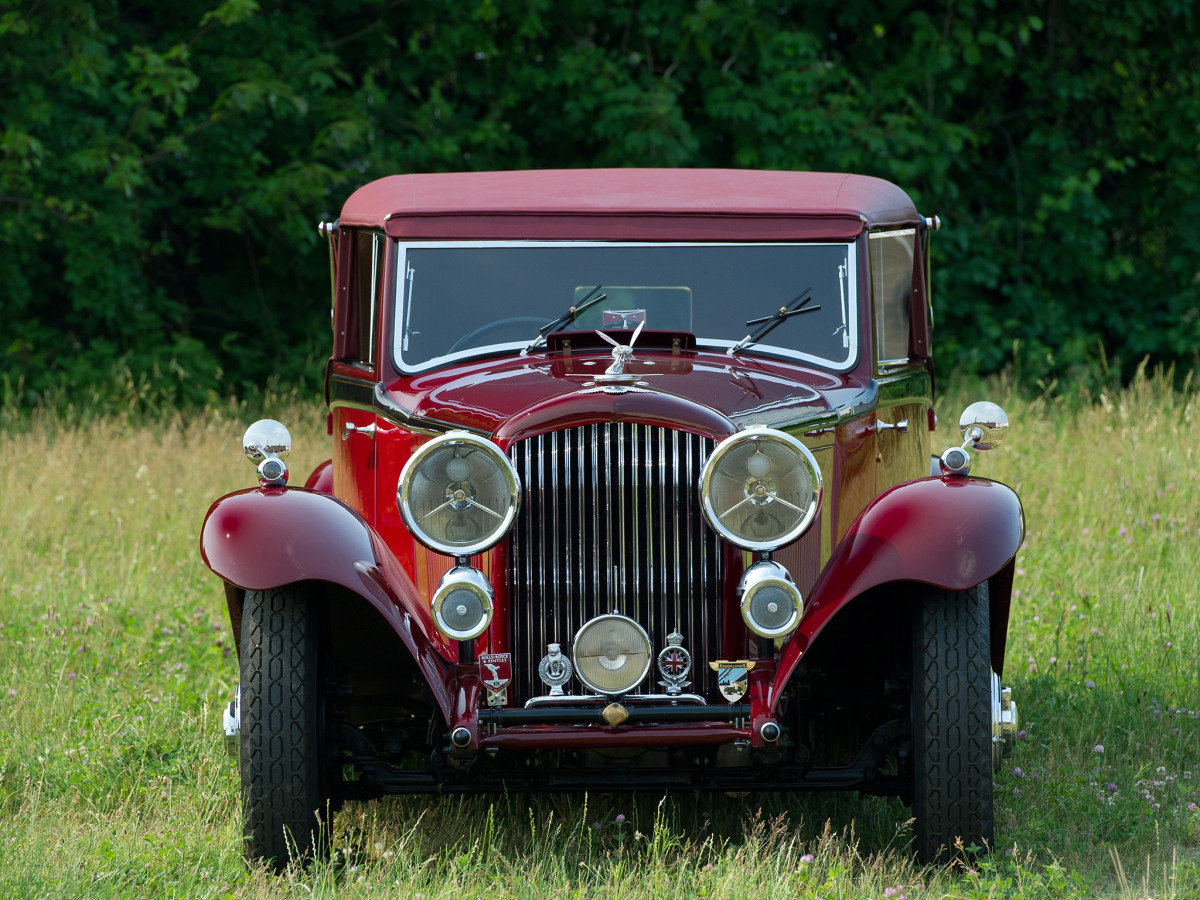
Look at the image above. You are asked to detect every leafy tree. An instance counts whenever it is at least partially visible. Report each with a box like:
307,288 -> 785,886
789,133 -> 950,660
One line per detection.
1,0 -> 1196,413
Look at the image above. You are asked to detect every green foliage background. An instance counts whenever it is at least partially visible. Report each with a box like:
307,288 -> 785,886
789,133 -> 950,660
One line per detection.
2,0 -> 1198,410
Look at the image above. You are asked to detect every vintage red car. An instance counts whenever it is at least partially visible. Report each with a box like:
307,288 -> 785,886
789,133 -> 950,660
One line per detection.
201,169 -> 1022,868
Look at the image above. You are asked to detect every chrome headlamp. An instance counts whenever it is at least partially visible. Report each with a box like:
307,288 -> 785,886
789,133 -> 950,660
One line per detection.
738,560 -> 803,638
699,426 -> 822,551
431,566 -> 494,641
572,614 -> 652,696
398,431 -> 521,556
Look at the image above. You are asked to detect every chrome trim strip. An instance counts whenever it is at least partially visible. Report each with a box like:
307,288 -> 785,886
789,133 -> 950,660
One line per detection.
672,429 -> 683,632
875,366 -> 931,400
605,424 -> 615,611
518,439 -> 528,671
731,380 -> 881,435
525,693 -> 706,708
591,424 -> 600,617
328,376 -> 488,436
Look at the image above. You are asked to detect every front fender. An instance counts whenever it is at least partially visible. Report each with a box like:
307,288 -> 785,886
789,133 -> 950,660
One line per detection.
200,487 -> 456,720
770,476 -> 1024,713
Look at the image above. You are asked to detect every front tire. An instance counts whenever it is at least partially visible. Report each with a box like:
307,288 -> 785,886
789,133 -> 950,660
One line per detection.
911,583 -> 994,863
240,585 -> 331,870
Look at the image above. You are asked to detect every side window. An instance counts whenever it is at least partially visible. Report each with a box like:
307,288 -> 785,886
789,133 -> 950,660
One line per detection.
335,230 -> 383,366
868,230 -> 915,365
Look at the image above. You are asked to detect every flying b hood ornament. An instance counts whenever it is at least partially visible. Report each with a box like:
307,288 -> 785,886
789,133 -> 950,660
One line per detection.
594,320 -> 644,384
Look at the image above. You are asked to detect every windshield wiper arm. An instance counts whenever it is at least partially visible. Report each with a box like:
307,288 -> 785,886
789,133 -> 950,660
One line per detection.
520,285 -> 608,356
727,287 -> 818,356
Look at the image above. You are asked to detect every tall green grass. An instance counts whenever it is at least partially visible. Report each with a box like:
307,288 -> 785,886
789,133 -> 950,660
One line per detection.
0,372 -> 1197,898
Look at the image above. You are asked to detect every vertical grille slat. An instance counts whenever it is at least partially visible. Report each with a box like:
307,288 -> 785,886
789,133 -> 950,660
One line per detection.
509,424 -> 721,702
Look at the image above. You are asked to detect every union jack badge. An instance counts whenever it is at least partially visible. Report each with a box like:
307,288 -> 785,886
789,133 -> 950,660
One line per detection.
708,659 -> 756,703
656,631 -> 692,694
479,652 -> 511,708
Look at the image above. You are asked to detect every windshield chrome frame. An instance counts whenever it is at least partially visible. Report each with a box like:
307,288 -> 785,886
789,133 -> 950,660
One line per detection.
391,240 -> 860,374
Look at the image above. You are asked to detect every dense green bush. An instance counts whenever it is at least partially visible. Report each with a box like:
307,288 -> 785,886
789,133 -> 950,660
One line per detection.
2,0 -> 1197,411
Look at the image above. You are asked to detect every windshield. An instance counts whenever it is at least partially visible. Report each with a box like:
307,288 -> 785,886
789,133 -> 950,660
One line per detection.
393,241 -> 857,372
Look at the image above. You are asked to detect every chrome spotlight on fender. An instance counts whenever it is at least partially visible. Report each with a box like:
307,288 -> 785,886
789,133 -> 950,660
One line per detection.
737,560 -> 803,639
243,419 -> 292,487
960,401 -> 1009,450
939,401 -> 1010,477
431,565 -> 494,641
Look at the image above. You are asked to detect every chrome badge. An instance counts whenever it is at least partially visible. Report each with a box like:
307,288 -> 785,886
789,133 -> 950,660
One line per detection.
538,642 -> 573,696
656,631 -> 692,694
709,659 -> 756,703
480,652 -> 512,708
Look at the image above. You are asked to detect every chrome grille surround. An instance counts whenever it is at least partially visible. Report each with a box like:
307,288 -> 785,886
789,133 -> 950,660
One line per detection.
508,423 -> 722,702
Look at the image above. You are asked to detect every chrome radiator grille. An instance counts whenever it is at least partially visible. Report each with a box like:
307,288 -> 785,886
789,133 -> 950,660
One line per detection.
508,423 -> 722,702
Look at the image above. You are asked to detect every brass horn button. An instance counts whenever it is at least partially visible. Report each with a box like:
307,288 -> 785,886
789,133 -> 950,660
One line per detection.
601,703 -> 629,727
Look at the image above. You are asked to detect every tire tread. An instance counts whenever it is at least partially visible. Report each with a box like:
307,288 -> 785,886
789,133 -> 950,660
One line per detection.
911,583 -> 994,862
240,586 -> 325,869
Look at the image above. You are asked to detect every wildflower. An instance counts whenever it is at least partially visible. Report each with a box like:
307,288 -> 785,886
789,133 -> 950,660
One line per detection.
1017,729 -> 1027,740
1086,680 -> 1096,689
1107,783 -> 1117,792
1013,767 -> 1024,777
800,854 -> 814,864
615,814 -> 626,824
1095,744 -> 1105,753
1188,803 -> 1197,812
1118,527 -> 1127,537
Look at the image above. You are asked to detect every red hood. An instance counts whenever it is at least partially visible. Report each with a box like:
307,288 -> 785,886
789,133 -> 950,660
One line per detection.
385,350 -> 870,440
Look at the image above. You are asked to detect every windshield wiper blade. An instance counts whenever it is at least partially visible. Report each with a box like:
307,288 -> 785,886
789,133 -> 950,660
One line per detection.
520,285 -> 608,356
727,287 -> 818,356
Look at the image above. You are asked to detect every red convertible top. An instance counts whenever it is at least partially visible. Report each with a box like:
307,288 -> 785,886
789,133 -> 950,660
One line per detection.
339,169 -> 920,242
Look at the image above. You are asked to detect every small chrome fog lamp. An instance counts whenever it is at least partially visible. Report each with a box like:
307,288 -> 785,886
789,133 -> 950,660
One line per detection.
699,426 -> 822,551
572,614 -> 652,696
243,419 -> 292,487
431,566 -> 494,641
939,401 -> 1011,477
737,560 -> 803,638
398,431 -> 521,556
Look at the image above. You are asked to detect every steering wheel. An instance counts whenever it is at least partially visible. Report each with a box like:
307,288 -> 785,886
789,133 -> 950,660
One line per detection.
448,316 -> 553,354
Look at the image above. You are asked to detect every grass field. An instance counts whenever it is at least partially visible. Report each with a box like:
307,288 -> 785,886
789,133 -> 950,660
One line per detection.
1,371 -> 1197,898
